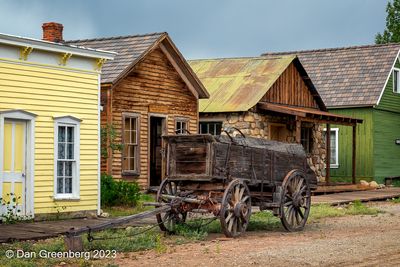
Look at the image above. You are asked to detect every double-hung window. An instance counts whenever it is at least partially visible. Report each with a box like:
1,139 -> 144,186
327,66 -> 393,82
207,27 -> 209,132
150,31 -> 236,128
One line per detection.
323,128 -> 339,168
122,113 -> 139,174
54,116 -> 80,199
394,69 -> 400,93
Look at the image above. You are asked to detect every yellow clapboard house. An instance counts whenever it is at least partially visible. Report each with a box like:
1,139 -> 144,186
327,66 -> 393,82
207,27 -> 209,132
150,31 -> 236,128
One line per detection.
0,32 -> 115,219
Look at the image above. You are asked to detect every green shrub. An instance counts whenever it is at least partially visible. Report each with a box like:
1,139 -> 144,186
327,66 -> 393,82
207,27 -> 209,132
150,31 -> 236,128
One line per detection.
101,174 -> 141,207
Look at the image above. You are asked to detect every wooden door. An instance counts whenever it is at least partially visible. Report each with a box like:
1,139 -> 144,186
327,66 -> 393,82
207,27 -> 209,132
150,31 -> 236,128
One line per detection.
149,117 -> 165,186
1,120 -> 27,216
269,124 -> 290,142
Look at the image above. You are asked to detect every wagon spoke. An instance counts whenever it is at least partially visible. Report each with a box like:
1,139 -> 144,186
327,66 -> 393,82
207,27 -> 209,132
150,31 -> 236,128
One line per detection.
225,212 -> 233,224
228,217 -> 234,232
232,218 -> 237,235
284,200 -> 293,207
294,208 -> 301,225
234,186 -> 240,203
295,178 -> 304,193
242,195 -> 250,203
238,187 -> 245,201
298,208 -> 305,219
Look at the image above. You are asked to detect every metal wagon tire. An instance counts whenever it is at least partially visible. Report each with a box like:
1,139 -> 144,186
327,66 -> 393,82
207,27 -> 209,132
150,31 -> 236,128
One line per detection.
280,170 -> 311,232
156,178 -> 187,233
219,179 -> 252,238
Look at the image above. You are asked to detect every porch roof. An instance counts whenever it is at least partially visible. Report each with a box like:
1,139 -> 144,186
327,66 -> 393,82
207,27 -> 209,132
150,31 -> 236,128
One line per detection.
257,102 -> 363,126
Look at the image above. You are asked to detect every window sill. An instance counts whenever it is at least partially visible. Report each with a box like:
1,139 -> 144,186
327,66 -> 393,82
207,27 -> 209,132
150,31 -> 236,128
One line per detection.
329,165 -> 339,169
122,171 -> 140,177
53,196 -> 80,201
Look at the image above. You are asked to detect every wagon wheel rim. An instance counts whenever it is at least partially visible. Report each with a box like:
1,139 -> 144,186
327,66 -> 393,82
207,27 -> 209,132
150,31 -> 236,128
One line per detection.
156,179 -> 186,233
220,179 -> 251,238
280,170 -> 311,232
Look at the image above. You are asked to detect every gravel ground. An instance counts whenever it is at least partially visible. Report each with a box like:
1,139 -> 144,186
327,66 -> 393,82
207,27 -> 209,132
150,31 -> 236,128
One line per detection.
115,202 -> 400,267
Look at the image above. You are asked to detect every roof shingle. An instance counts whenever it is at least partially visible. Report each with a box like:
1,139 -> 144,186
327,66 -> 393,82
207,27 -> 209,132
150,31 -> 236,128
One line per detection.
66,32 -> 165,84
262,43 -> 400,107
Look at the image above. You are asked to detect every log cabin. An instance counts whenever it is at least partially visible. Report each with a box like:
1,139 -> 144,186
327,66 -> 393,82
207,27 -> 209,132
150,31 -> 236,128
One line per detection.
67,33 -> 209,188
189,56 -> 362,182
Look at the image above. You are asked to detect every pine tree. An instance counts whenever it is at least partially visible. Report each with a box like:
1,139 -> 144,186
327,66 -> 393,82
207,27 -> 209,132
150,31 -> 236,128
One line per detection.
376,0 -> 400,44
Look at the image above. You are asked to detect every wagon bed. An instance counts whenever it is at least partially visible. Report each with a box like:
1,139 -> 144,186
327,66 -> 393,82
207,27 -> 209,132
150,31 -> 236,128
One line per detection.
155,133 -> 317,237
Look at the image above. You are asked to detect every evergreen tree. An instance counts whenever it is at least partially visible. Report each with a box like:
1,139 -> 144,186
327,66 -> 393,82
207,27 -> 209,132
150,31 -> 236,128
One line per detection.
376,0 -> 400,44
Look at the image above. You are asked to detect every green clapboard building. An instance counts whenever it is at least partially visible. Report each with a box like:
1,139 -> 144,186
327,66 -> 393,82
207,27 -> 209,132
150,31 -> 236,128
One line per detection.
263,43 -> 400,183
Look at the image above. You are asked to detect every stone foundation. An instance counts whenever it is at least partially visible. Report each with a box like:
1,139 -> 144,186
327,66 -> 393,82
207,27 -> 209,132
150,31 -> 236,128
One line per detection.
200,111 -> 326,182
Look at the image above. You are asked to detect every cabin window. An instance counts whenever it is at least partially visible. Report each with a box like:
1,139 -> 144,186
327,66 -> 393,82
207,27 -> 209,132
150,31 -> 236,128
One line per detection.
199,121 -> 222,135
301,127 -> 313,153
394,69 -> 400,93
175,118 -> 189,134
122,114 -> 139,174
323,128 -> 339,168
54,116 -> 80,199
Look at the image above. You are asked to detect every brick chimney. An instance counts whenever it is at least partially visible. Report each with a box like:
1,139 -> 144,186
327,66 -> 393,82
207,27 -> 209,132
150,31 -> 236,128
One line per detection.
42,22 -> 64,43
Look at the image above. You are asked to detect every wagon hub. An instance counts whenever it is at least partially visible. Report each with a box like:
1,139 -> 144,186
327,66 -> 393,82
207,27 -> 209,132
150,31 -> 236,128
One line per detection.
234,202 -> 248,219
292,192 -> 304,208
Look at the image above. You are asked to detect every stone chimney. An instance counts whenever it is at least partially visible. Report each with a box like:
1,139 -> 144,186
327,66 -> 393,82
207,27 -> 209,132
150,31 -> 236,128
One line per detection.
42,22 -> 64,43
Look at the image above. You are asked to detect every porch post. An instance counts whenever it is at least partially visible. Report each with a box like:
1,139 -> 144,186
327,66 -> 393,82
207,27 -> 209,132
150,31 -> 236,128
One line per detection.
295,118 -> 301,144
352,124 -> 356,184
326,123 -> 331,185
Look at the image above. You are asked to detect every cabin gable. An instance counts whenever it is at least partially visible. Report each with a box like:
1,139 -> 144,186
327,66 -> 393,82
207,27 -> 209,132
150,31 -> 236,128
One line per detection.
261,62 -> 319,109
376,56 -> 400,113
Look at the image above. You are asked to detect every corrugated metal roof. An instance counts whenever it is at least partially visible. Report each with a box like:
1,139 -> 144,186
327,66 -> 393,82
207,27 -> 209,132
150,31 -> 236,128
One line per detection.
189,55 -> 296,112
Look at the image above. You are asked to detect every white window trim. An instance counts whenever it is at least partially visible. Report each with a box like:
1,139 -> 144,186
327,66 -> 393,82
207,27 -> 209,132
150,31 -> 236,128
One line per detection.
53,116 -> 81,200
393,68 -> 400,93
323,128 -> 339,168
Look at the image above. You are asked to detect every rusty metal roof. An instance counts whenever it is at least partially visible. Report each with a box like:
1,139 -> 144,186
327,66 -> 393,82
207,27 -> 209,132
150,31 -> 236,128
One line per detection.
189,55 -> 296,112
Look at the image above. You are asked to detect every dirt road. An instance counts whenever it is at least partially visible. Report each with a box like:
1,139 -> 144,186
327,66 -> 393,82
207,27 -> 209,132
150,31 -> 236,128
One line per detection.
116,202 -> 400,267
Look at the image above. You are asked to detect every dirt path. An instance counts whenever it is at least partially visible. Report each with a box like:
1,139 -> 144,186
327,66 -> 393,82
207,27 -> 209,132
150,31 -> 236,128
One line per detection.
115,202 -> 400,267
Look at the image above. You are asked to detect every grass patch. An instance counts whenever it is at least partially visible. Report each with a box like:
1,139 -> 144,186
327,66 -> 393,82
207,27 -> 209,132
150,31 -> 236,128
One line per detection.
389,197 -> 400,203
310,200 -> 380,221
103,194 -> 155,218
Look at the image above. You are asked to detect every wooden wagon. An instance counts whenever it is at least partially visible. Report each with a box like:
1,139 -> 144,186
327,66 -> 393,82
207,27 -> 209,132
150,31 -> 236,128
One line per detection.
155,129 -> 318,237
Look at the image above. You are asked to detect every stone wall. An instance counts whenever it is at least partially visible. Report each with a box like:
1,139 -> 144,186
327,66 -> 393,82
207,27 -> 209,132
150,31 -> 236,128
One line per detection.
200,111 -> 326,182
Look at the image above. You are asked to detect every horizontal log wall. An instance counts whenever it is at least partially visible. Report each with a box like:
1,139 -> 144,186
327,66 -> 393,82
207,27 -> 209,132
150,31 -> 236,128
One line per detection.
262,62 -> 318,108
102,47 -> 198,187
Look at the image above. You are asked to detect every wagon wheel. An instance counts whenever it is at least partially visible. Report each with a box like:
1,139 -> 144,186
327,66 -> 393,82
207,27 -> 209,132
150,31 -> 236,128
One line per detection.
280,170 -> 311,232
220,179 -> 251,238
156,179 -> 187,233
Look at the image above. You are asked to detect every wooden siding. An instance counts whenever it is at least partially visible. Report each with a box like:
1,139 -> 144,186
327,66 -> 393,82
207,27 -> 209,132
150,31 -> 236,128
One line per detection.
376,59 -> 400,113
373,109 -> 400,183
104,47 -> 198,187
329,108 -> 374,181
262,62 -> 319,108
0,60 -> 99,214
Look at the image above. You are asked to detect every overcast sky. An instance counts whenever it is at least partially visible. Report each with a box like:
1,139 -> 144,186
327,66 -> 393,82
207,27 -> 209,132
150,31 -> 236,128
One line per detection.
0,0 -> 388,59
